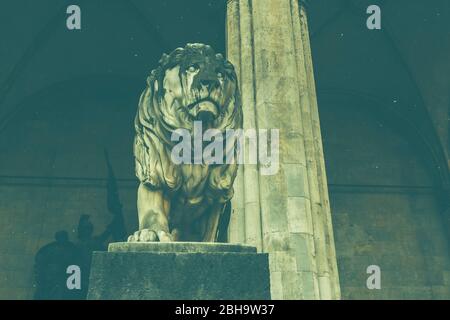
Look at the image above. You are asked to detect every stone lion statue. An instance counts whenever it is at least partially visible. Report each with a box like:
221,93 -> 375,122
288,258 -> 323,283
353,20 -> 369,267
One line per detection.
128,43 -> 243,243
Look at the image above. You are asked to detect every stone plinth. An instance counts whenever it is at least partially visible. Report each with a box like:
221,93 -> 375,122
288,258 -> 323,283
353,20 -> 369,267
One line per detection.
87,242 -> 271,300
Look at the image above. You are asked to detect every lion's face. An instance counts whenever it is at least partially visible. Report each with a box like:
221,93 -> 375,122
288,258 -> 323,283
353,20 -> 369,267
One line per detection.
150,44 -> 241,132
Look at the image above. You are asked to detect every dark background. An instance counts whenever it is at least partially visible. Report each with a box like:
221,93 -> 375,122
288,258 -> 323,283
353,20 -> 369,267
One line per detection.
0,0 -> 449,299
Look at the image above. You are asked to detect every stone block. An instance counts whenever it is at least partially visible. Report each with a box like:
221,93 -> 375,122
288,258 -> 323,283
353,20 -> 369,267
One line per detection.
87,242 -> 271,300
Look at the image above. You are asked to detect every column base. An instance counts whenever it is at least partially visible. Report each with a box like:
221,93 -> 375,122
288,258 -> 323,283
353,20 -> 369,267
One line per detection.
87,242 -> 271,300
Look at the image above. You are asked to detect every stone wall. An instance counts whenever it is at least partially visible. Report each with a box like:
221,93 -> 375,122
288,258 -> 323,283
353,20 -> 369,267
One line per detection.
2,84 -> 448,300
0,80 -> 139,299
320,98 -> 450,299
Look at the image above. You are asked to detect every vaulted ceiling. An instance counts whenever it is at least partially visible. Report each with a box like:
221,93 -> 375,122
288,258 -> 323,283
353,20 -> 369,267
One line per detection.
0,0 -> 448,195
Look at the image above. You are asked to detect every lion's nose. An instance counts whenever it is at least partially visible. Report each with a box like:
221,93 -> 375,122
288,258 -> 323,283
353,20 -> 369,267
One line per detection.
200,79 -> 220,88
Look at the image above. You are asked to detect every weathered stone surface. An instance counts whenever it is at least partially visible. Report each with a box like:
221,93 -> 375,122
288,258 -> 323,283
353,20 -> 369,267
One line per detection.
226,0 -> 340,300
109,242 -> 256,254
87,242 -> 270,300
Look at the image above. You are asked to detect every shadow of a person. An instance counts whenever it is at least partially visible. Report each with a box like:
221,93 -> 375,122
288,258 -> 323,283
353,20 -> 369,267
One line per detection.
33,230 -> 82,300
75,214 -> 119,298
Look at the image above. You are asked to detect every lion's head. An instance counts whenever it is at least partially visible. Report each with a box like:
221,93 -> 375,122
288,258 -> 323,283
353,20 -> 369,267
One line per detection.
137,43 -> 242,140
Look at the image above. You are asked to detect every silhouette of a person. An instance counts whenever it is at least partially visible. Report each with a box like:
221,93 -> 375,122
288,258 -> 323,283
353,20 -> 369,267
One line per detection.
33,230 -> 81,300
75,214 -> 115,298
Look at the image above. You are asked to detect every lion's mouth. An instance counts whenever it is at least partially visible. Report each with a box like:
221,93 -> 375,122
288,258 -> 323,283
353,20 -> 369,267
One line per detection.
186,99 -> 220,122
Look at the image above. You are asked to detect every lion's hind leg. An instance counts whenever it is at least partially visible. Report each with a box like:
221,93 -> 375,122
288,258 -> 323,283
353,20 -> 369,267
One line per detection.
202,203 -> 226,242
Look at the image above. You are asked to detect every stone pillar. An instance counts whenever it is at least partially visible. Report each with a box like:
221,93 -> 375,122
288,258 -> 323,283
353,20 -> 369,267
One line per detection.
226,0 -> 341,299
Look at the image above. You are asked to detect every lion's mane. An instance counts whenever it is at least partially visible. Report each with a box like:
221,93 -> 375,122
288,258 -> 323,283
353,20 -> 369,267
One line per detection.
134,43 -> 243,205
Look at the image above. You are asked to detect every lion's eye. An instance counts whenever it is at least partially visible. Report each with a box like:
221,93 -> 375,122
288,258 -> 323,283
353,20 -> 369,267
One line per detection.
187,64 -> 200,73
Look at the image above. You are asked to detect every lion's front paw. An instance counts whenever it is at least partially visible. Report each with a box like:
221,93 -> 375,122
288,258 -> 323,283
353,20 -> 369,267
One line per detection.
127,229 -> 157,242
127,229 -> 173,242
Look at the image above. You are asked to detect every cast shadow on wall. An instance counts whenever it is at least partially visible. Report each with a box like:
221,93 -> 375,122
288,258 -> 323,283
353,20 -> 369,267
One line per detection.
33,214 -> 125,300
33,151 -> 127,300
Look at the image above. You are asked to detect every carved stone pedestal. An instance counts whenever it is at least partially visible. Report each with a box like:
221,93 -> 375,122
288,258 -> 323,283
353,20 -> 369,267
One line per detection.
87,242 -> 271,300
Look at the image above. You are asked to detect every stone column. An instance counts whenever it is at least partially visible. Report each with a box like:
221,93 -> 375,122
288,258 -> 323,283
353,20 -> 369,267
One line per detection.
226,0 -> 341,299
